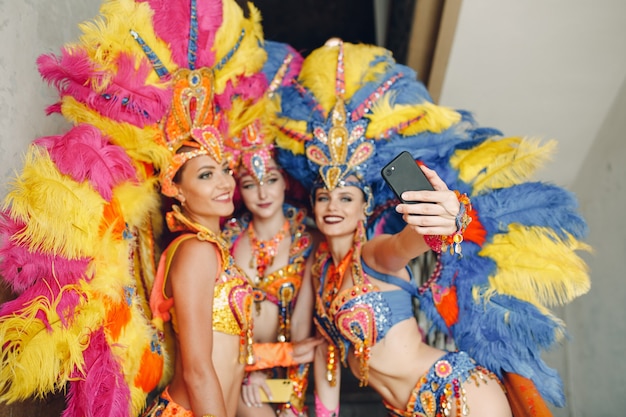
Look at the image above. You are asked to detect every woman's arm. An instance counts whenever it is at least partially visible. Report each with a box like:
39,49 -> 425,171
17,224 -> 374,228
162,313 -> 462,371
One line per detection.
290,252 -> 315,343
363,165 -> 460,275
169,238 -> 227,417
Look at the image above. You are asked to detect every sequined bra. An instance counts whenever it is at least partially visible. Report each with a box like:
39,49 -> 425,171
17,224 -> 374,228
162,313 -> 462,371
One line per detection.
156,234 -> 252,336
313,233 -> 418,386
223,205 -> 312,342
150,207 -> 254,364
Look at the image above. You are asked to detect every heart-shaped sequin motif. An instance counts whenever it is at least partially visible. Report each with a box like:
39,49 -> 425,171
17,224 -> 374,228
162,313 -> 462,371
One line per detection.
334,306 -> 377,348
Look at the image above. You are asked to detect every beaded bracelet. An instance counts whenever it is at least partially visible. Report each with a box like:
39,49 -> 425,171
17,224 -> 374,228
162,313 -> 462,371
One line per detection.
424,191 -> 472,257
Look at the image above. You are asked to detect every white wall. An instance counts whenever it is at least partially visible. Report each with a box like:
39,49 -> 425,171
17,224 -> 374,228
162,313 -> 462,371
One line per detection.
0,0 -> 100,196
440,0 -> 626,188
440,1 -> 626,415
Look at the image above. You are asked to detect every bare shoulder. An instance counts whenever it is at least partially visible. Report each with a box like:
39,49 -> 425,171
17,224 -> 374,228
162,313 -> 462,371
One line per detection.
464,374 -> 512,417
169,237 -> 220,286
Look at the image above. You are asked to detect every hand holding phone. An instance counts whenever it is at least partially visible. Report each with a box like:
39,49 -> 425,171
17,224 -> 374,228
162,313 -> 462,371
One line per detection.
381,151 -> 434,204
259,379 -> 293,403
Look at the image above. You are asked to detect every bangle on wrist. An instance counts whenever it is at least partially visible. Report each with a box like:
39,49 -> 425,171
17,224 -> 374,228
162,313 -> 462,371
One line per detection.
424,191 -> 472,257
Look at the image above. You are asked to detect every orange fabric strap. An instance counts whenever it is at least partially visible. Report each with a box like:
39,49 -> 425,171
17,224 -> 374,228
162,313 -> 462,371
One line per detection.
245,342 -> 295,371
503,372 -> 553,417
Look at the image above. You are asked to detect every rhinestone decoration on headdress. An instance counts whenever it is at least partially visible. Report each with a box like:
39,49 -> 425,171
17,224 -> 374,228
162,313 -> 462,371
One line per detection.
236,119 -> 274,185
131,0 -> 234,198
305,40 -> 374,191
229,48 -> 297,185
158,68 -> 224,196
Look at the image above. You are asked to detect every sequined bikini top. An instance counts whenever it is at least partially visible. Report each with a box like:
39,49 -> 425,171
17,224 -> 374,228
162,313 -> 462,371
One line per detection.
156,234 -> 252,336
151,207 -> 254,364
313,234 -> 418,386
223,205 -> 312,342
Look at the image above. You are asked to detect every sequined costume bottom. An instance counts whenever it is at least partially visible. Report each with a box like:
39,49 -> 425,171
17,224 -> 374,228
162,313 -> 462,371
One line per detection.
384,351 -> 501,417
141,386 -> 193,417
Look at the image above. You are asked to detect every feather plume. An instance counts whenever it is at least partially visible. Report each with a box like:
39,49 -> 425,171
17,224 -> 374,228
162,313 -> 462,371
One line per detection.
145,0 -> 222,69
35,124 -> 137,201
80,0 -> 174,76
64,327 -> 131,417
39,48 -> 171,127
0,212 -> 90,293
0,289 -> 105,403
366,100 -> 460,138
453,137 -> 557,193
60,96 -> 170,170
0,274 -> 88,329
213,1 -> 266,94
475,182 -> 589,239
4,147 -> 105,258
481,225 -> 591,308
113,178 -> 162,229
454,293 -> 567,406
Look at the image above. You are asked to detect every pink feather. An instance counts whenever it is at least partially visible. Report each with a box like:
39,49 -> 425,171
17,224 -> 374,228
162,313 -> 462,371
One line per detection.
0,213 -> 90,293
38,48 -> 171,126
37,48 -> 96,99
63,328 -> 131,417
195,0 -> 224,67
90,53 -> 172,126
143,0 -> 222,68
35,124 -> 137,201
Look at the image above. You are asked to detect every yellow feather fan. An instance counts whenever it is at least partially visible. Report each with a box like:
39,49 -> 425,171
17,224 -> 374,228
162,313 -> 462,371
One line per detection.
480,224 -> 591,310
451,136 -> 558,194
4,147 -> 105,259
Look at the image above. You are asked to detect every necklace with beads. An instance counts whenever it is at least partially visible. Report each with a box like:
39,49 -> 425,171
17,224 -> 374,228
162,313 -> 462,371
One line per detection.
247,218 -> 290,281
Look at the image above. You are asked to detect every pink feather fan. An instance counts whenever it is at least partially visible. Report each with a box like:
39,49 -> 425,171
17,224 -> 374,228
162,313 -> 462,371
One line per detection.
37,48 -> 171,127
63,328 -> 131,417
142,0 -> 223,68
35,124 -> 137,202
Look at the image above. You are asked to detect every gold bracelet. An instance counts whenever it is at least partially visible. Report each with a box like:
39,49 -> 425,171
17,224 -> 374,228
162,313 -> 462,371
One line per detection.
201,415 -> 218,417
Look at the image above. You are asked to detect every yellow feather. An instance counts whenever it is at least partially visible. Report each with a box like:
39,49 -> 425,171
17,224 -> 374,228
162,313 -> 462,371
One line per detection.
450,137 -> 557,194
60,96 -> 170,171
79,0 -> 177,86
274,117 -> 309,155
299,43 -> 391,115
214,1 -> 266,93
343,43 -> 391,99
0,288 -> 104,403
366,99 -> 460,138
226,95 -> 274,140
88,238 -> 133,301
480,224 -> 591,310
3,147 -> 105,259
113,178 -> 161,230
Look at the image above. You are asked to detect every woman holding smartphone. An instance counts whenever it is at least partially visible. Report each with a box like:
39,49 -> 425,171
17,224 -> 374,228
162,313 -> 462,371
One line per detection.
275,39 -> 589,417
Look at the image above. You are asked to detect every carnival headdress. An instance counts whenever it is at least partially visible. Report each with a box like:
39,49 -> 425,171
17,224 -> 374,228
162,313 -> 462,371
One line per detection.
275,39 -> 591,410
224,40 -> 303,185
276,39 -> 460,217
0,0 -> 266,416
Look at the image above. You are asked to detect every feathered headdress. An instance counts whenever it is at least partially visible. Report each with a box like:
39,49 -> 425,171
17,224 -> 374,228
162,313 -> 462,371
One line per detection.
276,39 -> 460,217
275,39 -> 591,409
224,40 -> 303,185
0,0 -> 267,416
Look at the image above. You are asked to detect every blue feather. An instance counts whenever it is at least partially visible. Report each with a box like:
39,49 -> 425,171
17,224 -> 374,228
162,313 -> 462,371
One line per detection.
474,182 -> 589,240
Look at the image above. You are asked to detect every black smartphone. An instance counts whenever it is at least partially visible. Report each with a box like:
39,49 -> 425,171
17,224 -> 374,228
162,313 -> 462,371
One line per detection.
381,151 -> 434,204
